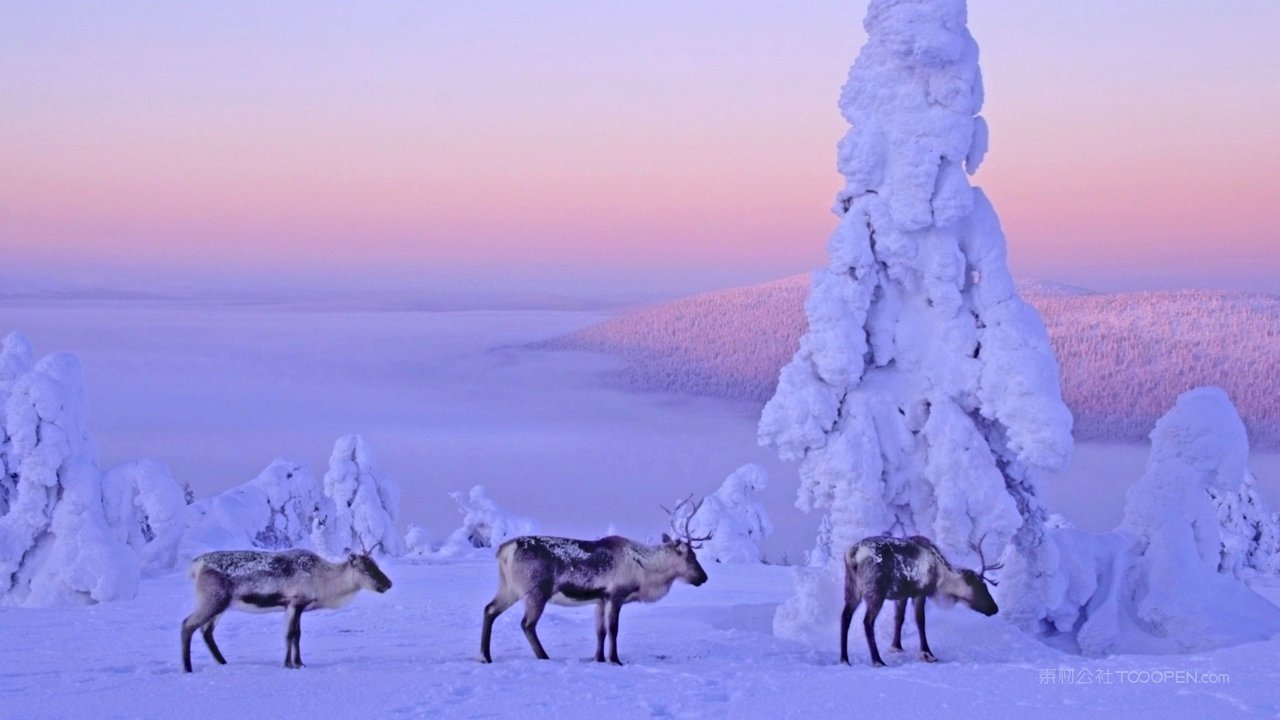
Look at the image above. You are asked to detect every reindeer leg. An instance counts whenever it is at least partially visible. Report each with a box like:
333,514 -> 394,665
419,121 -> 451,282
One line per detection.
181,588 -> 230,673
839,599 -> 859,665
594,601 -> 607,663
863,594 -> 887,667
284,603 -> 304,668
889,599 -> 907,653
521,589 -> 551,660
481,591 -> 518,663
201,613 -> 228,665
914,596 -> 936,662
840,568 -> 860,665
292,607 -> 306,668
605,597 -> 623,665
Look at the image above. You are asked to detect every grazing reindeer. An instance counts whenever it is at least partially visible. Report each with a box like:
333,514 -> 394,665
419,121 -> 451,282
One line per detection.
480,498 -> 711,665
180,548 -> 392,672
840,534 -> 1000,667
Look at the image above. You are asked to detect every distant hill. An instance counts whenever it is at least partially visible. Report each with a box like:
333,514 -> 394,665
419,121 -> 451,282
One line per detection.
543,276 -> 1280,448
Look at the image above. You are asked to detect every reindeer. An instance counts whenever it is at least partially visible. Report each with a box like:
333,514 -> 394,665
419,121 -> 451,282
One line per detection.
180,548 -> 392,672
480,497 -> 711,665
840,534 -> 1000,667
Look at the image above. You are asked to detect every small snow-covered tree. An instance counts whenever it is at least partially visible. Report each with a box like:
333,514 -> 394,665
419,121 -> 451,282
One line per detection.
439,486 -> 533,555
668,464 -> 774,563
0,347 -> 140,605
402,523 -> 436,557
101,459 -> 189,572
1069,387 -> 1280,654
1212,471 -> 1280,576
314,435 -> 403,557
761,0 -> 1072,639
181,459 -> 323,558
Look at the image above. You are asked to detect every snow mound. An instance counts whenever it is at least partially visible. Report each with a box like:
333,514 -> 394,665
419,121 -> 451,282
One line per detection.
180,458 -> 324,559
550,279 -> 1280,447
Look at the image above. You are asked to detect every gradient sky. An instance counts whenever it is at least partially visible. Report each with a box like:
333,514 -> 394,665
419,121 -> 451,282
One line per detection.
2,1 -> 1277,297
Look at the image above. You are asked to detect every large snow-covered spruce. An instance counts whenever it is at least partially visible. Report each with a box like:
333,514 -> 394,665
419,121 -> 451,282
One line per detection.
761,0 -> 1073,640
0,336 -> 141,606
314,434 -> 404,557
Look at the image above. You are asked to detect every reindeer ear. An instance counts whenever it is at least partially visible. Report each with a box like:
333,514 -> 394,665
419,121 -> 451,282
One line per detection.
661,533 -> 673,544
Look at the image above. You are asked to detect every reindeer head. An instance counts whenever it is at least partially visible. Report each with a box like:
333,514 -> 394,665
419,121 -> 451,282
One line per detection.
347,539 -> 393,593
960,535 -> 1002,616
661,496 -> 712,586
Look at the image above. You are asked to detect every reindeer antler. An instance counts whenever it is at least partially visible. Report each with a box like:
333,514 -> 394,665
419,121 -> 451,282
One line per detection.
660,494 -> 713,548
968,533 -> 1005,586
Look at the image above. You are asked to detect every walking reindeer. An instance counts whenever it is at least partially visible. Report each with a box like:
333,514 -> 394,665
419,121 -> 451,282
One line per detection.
840,534 -> 1001,667
180,547 -> 392,672
480,497 -> 711,664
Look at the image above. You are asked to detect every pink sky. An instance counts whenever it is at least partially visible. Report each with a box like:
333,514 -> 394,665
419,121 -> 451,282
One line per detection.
2,1 -> 1277,296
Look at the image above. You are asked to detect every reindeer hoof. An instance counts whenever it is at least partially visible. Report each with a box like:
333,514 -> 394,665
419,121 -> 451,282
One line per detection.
920,652 -> 937,663
871,659 -> 886,668
888,645 -> 904,654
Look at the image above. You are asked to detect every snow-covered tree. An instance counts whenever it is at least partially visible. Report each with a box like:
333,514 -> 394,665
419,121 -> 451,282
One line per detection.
1212,471 -> 1280,576
1068,387 -> 1280,654
402,523 -> 437,557
101,459 -> 189,572
0,347 -> 140,606
180,458 -> 323,559
761,0 -> 1073,640
314,435 -> 403,557
0,332 -> 35,519
669,464 -> 773,563
438,486 -> 533,555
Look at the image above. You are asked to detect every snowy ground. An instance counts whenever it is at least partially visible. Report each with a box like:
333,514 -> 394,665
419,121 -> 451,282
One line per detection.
2,559 -> 1276,720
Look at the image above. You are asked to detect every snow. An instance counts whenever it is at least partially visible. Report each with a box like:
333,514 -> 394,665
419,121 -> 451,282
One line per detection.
2,559 -> 1278,720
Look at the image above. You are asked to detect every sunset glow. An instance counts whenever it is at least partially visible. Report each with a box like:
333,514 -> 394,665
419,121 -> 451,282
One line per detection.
3,1 -> 1277,295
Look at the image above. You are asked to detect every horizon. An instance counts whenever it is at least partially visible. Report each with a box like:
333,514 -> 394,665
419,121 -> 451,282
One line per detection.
3,1 -> 1278,299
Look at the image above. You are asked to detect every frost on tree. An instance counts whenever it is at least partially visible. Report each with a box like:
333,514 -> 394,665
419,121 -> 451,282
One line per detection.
314,435 -> 404,557
181,458 -> 324,559
101,459 -> 190,572
668,464 -> 774,564
437,486 -> 533,556
1212,472 -> 1280,576
1065,388 -> 1280,654
0,344 -> 140,606
759,0 -> 1073,640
